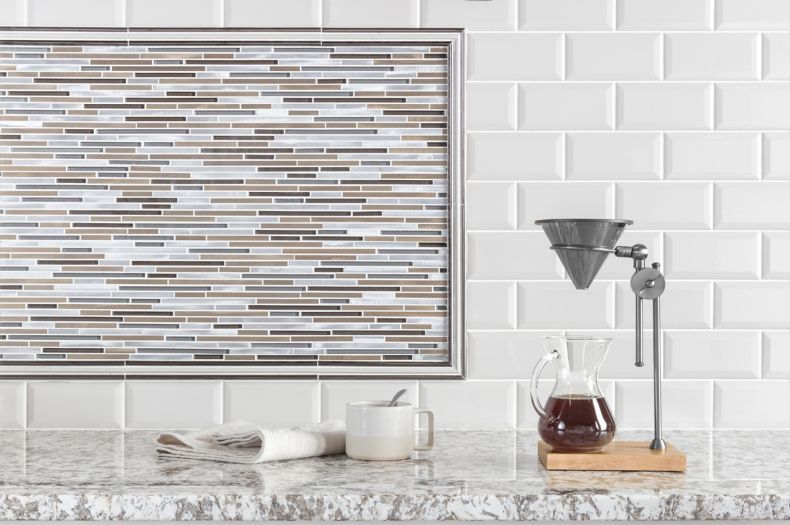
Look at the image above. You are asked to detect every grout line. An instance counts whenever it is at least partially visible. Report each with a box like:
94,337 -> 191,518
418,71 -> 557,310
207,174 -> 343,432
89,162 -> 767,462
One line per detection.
218,379 -> 224,423
758,131 -> 765,180
120,379 -> 126,430
659,32 -> 666,80
560,132 -> 567,180
512,81 -> 519,131
758,331 -> 765,379
561,32 -> 567,80
22,381 -> 28,430
610,0 -> 617,31
659,132 -> 666,180
218,0 -> 226,27
759,231 -> 766,279
709,82 -> 716,130
758,33 -> 764,80
709,277 -> 716,328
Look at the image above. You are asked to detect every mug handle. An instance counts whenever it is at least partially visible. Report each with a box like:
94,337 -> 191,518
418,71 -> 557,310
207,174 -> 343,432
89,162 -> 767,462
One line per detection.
413,409 -> 435,451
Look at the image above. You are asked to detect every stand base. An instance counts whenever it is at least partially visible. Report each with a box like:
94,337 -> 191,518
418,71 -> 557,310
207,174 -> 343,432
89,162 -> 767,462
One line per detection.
538,440 -> 686,472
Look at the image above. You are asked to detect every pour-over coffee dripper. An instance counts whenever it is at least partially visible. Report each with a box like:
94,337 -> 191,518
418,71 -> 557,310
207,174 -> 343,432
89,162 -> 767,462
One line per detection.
535,218 -> 668,452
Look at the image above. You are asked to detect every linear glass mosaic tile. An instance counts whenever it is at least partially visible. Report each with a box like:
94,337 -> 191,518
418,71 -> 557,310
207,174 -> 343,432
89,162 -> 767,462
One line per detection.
0,30 -> 464,379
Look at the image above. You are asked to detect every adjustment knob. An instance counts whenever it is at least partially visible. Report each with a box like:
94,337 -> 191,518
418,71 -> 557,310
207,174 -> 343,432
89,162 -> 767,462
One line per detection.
631,267 -> 665,300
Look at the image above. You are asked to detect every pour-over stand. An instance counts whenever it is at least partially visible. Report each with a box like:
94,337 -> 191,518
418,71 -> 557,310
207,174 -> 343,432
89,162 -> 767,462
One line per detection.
534,218 -> 686,472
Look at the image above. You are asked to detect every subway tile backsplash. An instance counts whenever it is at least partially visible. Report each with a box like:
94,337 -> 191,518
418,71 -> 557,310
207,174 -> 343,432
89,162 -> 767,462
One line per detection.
1,0 -> 789,430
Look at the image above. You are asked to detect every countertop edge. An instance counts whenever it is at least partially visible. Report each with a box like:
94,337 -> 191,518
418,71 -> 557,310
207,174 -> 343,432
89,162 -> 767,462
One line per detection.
1,493 -> 789,521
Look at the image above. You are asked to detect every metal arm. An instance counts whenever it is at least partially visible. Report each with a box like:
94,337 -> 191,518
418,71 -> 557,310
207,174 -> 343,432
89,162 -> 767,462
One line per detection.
614,246 -> 667,451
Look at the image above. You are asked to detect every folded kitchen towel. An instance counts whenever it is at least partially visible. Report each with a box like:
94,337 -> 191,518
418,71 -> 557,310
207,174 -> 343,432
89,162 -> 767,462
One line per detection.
155,420 -> 346,463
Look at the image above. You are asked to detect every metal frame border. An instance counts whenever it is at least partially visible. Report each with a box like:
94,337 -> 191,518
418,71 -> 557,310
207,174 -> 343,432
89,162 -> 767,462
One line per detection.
0,28 -> 466,380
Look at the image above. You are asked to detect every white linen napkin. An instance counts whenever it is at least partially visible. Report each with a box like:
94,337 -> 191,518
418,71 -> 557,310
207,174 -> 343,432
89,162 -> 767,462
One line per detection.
155,420 -> 346,463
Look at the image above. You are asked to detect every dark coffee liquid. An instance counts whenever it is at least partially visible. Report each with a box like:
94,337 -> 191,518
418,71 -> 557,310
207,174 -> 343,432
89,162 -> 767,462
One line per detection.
538,395 -> 615,452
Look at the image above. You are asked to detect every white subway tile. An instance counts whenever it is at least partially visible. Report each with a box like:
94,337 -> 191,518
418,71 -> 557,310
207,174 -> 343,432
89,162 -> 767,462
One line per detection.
466,83 -> 517,131
468,133 -> 562,181
518,281 -> 615,329
566,331 -> 654,379
224,381 -> 320,427
567,133 -> 661,180
617,84 -> 713,131
596,231 -> 662,280
566,34 -> 660,81
322,0 -> 418,27
665,133 -> 759,180
616,281 -> 713,329
517,380 -> 615,429
715,282 -> 790,329
467,281 -> 517,330
715,0 -> 790,30
616,182 -> 713,229
321,381 -> 417,421
466,182 -> 517,230
714,182 -> 790,229
763,331 -> 790,378
616,0 -> 712,30
420,381 -> 516,429
716,84 -> 790,130
29,0 -> 124,25
714,381 -> 790,428
665,232 -> 760,278
224,0 -> 320,27
468,33 -> 562,81
421,0 -> 516,30
764,232 -> 790,279
517,380 -> 552,429
28,381 -> 123,429
0,0 -> 26,25
126,381 -> 221,429
664,331 -> 760,378
517,182 -> 615,229
468,331 -> 560,379
665,33 -> 759,80
763,33 -> 790,80
616,380 -> 712,428
0,382 -> 25,429
128,0 -> 221,26
763,133 -> 790,180
519,83 -> 614,131
519,0 -> 614,29
468,232 -> 564,280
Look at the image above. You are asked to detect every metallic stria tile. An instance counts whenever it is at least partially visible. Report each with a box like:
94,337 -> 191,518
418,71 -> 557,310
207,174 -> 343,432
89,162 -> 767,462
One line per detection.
0,35 -> 454,374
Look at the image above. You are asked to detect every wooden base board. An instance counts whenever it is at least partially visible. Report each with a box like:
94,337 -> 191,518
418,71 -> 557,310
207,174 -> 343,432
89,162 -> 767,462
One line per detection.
538,440 -> 686,472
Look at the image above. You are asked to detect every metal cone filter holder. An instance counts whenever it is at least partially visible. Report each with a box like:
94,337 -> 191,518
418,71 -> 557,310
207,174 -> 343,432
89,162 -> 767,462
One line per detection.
535,219 -> 632,289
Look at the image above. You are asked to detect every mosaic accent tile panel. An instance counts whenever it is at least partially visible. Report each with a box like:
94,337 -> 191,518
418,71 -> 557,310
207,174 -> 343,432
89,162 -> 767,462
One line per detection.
0,35 -> 455,372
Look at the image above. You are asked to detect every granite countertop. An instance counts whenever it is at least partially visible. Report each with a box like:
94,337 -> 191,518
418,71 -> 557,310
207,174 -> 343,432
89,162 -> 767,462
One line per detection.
0,429 -> 788,521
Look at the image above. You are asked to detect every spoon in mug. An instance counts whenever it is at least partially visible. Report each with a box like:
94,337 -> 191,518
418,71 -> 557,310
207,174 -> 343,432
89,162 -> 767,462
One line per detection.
388,389 -> 407,407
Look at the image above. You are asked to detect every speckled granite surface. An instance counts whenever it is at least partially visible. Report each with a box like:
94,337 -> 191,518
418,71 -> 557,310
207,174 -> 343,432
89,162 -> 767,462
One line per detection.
0,429 -> 788,520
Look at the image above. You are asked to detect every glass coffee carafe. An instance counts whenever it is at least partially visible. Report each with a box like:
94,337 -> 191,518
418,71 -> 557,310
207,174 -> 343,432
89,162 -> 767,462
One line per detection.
530,336 -> 616,452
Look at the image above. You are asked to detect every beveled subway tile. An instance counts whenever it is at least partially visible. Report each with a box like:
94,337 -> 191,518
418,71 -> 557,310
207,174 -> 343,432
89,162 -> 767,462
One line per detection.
0,35 -> 455,372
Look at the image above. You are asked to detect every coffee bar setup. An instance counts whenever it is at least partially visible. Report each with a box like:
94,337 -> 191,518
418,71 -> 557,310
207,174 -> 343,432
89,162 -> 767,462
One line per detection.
1,2 -> 789,520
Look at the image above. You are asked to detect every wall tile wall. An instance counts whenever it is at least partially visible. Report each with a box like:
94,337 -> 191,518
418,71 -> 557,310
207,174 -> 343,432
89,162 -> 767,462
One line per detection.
1,0 -> 789,430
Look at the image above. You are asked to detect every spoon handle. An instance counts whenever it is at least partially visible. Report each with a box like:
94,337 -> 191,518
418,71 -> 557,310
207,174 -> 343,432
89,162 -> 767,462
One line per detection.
388,388 -> 407,407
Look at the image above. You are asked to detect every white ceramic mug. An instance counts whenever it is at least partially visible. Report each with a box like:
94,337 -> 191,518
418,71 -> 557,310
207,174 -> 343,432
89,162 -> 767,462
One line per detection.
345,401 -> 435,460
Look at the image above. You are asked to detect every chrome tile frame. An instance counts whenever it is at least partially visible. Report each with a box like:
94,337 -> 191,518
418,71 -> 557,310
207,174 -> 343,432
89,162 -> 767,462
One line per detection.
0,28 -> 465,379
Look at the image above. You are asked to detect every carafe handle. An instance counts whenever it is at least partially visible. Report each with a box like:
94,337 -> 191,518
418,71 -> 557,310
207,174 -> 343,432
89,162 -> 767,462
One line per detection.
530,350 -> 558,421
